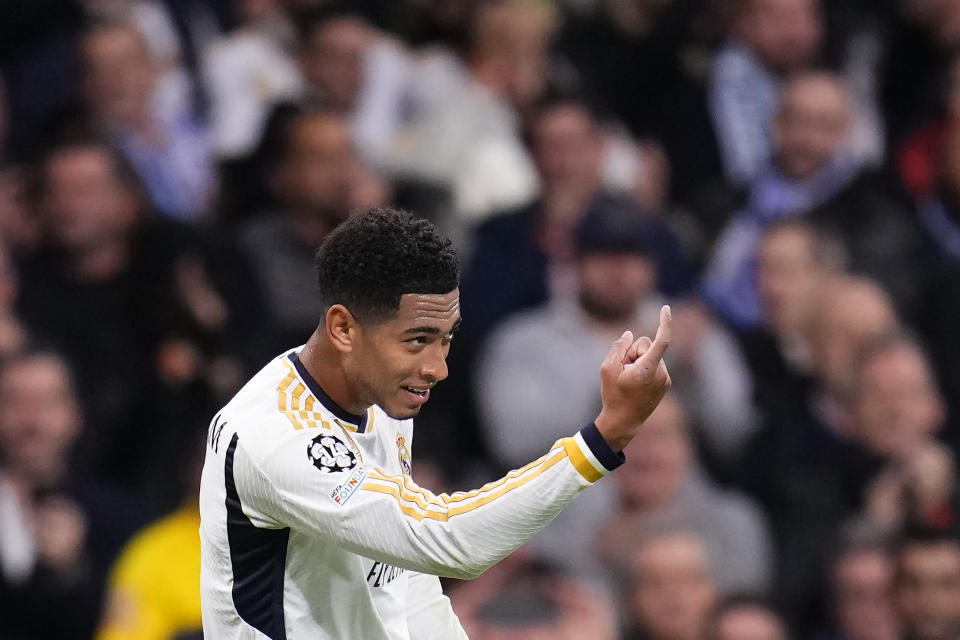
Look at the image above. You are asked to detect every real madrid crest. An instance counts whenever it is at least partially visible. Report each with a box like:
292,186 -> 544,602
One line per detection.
396,434 -> 411,475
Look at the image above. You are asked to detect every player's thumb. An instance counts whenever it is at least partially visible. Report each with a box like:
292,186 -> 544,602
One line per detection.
601,331 -> 633,381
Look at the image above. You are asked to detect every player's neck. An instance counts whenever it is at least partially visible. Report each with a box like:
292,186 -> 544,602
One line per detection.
298,331 -> 370,416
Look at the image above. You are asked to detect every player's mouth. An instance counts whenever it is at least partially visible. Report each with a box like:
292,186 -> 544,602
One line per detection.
403,385 -> 431,405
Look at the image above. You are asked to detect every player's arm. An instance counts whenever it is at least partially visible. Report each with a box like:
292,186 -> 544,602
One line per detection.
237,307 -> 671,578
405,572 -> 469,640
234,421 -> 621,579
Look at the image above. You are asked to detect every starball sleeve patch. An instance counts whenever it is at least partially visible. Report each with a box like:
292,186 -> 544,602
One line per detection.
308,434 -> 357,473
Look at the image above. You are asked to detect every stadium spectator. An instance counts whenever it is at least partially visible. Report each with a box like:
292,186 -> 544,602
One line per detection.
708,0 -> 824,185
817,536 -> 900,640
745,219 -> 842,397
297,5 -> 414,167
80,0 -> 195,123
805,277 -> 900,406
471,198 -> 652,575
622,529 -> 719,640
703,72 -> 923,329
385,0 -> 555,225
80,20 -> 215,221
739,235 -> 902,627
476,198 -> 752,474
849,336 -> 955,535
16,137 -> 238,492
709,596 -> 791,640
450,97 -> 689,476
895,60 -> 960,437
599,395 -> 773,595
703,72 -> 855,327
462,96 -> 692,345
450,551 -> 618,640
895,530 -> 960,640
234,107 -> 366,352
202,0 -> 302,159
0,348 -> 141,640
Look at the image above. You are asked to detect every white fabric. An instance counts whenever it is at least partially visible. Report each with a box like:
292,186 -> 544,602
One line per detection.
200,348 -> 612,639
202,29 -> 303,158
0,476 -> 35,584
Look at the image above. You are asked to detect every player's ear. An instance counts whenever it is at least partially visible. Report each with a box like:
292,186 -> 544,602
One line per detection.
325,305 -> 357,353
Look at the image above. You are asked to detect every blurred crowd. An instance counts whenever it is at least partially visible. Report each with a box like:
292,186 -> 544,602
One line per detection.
2,0 -> 960,638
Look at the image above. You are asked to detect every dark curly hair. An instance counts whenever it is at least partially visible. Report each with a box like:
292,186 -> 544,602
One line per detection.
315,208 -> 459,324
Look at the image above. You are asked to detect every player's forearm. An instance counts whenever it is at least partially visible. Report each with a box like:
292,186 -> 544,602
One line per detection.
342,424 -> 622,579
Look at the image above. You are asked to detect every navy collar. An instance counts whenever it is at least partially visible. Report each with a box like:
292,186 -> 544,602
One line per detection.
288,352 -> 369,432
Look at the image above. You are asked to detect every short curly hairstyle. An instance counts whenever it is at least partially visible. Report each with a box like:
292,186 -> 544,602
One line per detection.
315,208 -> 459,324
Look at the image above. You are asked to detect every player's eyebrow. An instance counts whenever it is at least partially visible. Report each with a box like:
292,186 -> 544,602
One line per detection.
404,319 -> 462,336
404,326 -> 442,335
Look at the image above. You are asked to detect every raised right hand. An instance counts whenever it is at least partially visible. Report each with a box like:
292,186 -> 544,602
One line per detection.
595,305 -> 672,452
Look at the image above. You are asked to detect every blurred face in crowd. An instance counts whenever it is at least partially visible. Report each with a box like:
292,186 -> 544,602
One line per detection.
629,531 -> 717,640
81,24 -> 156,125
897,540 -> 960,640
471,1 -> 555,109
736,0 -> 822,73
756,223 -> 827,336
274,113 -> 355,225
808,278 -> 897,397
577,251 -> 656,323
833,549 -> 900,640
531,103 -> 605,193
852,343 -> 944,458
713,604 -> 789,640
0,354 -> 80,483
774,74 -> 852,180
42,145 -> 140,253
617,396 -> 691,508
301,15 -> 369,112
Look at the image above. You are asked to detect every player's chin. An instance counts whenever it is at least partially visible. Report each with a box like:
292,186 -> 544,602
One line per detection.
382,394 -> 428,420
384,404 -> 423,420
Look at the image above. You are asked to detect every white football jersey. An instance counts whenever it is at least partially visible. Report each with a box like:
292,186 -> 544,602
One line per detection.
199,348 -> 623,639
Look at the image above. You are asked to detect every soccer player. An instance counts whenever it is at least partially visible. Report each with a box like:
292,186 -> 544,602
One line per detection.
199,207 -> 672,638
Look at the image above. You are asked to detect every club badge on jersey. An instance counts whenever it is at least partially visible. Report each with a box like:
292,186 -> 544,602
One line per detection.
396,434 -> 411,475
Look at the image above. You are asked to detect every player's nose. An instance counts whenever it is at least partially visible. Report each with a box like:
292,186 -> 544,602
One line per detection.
419,349 -> 448,383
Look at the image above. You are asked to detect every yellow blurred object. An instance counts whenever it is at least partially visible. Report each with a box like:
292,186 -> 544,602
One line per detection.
96,502 -> 202,640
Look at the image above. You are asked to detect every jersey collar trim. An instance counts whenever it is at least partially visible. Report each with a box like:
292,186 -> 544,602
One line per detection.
288,352 -> 369,432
